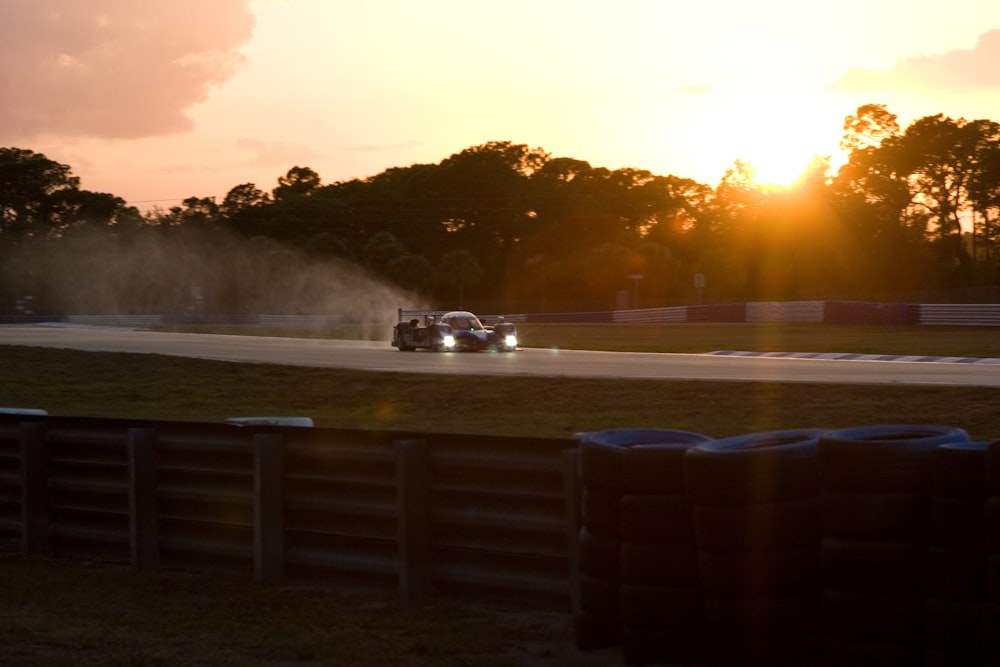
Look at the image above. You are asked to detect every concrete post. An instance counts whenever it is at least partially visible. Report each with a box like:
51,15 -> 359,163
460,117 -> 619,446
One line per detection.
253,432 -> 285,583
128,427 -> 159,570
395,438 -> 431,604
19,422 -> 49,556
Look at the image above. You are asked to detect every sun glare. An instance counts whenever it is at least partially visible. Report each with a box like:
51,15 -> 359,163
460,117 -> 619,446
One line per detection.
698,88 -> 847,188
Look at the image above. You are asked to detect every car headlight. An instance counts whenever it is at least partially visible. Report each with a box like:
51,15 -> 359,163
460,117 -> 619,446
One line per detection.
443,334 -> 456,349
505,334 -> 517,348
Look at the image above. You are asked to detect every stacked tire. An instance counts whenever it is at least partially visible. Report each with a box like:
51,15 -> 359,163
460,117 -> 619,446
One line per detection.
817,424 -> 971,667
924,440 -> 989,665
575,428 -> 712,666
683,429 -> 827,666
983,440 -> 1000,661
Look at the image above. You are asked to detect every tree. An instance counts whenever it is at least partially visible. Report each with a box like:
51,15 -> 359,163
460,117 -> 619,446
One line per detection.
0,147 -> 80,241
146,197 -> 220,229
272,166 -> 321,200
967,131 -> 1000,266
841,103 -> 901,154
437,248 -> 482,307
221,183 -> 271,221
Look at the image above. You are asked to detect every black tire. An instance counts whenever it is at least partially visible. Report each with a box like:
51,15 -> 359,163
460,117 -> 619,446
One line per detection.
928,495 -> 985,550
693,497 -> 821,552
703,591 -> 821,636
581,487 -> 620,538
573,611 -> 620,651
983,496 -> 1000,553
706,632 -> 821,667
821,489 -> 928,541
932,440 -> 988,498
619,494 -> 695,545
619,583 -> 705,626
578,572 -> 620,618
821,587 -> 923,642
923,597 -> 984,650
683,428 -> 824,506
578,527 -> 620,579
818,424 -> 970,493
987,553 -> 1000,603
821,537 -> 926,594
981,602 -> 1000,654
621,624 -> 706,667
987,440 -> 1000,494
822,636 -> 920,667
580,428 -> 712,494
698,547 -> 821,595
622,439 -> 711,495
924,546 -> 986,601
620,543 -> 699,586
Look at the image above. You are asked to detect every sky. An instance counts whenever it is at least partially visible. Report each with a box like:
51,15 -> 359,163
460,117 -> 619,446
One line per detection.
4,0 -> 1000,211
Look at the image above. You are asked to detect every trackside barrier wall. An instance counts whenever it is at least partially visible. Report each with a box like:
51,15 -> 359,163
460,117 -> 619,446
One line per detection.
746,300 -> 825,323
0,415 -> 575,608
4,300 -> 1000,327
917,303 -> 1000,326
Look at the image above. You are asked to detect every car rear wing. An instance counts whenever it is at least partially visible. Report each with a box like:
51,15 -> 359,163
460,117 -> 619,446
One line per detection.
397,308 -> 449,324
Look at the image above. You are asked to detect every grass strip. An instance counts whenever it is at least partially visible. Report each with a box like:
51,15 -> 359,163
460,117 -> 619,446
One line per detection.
4,344 -> 1000,440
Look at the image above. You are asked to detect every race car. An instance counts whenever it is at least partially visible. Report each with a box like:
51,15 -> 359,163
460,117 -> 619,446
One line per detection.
392,309 -> 518,352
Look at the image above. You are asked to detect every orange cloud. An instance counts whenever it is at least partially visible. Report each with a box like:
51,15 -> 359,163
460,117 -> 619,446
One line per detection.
0,0 -> 255,141
828,29 -> 1000,92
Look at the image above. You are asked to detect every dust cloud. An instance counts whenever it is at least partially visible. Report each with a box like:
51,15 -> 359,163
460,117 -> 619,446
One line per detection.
0,226 -> 426,340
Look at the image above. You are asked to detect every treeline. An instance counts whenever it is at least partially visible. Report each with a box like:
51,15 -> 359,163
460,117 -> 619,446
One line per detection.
1,103 -> 999,316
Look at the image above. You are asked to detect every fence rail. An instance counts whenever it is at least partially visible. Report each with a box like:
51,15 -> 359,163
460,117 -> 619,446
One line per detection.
5,300 -> 1000,328
0,415 -> 576,608
918,303 -> 1000,326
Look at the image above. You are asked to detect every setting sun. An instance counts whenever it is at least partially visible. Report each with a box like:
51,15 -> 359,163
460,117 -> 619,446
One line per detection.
696,88 -> 849,188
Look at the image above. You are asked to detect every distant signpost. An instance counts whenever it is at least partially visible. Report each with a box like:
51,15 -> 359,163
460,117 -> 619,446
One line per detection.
627,274 -> 643,309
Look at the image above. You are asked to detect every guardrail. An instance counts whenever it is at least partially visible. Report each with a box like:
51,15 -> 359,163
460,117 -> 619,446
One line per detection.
0,415 -> 576,608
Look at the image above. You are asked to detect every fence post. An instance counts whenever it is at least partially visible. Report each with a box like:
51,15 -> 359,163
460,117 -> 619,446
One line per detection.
253,432 -> 285,584
128,427 -> 158,570
19,422 -> 49,556
395,438 -> 431,605
562,447 -> 582,613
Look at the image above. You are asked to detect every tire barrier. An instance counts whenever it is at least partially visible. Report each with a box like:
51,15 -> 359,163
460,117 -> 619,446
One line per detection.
924,441 -> 988,666
818,424 -> 971,667
573,424 -> 1000,667
983,442 -> 1000,663
685,429 -> 826,667
574,428 -> 713,665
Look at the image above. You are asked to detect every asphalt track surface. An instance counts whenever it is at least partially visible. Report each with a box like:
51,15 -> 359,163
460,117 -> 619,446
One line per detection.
2,324 -> 999,388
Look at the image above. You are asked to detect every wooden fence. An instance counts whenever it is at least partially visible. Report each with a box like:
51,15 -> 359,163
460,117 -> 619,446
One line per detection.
0,415 -> 578,608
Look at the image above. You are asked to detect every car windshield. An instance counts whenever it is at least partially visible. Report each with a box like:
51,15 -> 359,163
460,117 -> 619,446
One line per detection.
448,315 -> 483,330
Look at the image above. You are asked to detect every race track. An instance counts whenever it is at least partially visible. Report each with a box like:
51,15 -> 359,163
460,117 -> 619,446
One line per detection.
2,324 -> 999,387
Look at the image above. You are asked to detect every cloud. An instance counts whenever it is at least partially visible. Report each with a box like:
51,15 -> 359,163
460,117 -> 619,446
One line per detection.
829,29 -> 1000,93
0,0 -> 255,141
